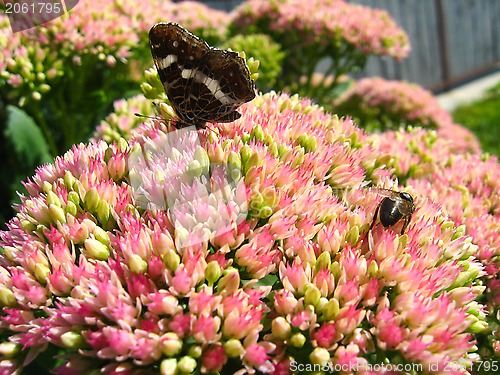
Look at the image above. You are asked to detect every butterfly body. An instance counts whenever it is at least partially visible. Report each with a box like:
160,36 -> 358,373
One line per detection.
149,22 -> 256,130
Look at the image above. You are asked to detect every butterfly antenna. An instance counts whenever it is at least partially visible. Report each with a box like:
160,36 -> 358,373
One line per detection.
134,113 -> 158,120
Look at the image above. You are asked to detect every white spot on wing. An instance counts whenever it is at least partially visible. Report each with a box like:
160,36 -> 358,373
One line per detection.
158,55 -> 177,69
181,69 -> 194,79
181,68 -> 235,105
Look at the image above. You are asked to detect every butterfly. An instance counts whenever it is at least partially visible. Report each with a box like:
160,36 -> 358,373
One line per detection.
149,22 -> 256,130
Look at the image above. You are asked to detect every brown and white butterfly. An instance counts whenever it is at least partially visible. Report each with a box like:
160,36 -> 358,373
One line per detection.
149,22 -> 256,130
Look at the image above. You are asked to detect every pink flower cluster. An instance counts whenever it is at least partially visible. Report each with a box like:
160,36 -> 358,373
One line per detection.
335,77 -> 481,153
0,0 -> 230,106
20,0 -> 229,61
0,14 -> 62,106
93,94 -> 158,144
231,0 -> 410,59
371,127 -> 500,357
115,0 -> 230,44
0,92 -> 486,373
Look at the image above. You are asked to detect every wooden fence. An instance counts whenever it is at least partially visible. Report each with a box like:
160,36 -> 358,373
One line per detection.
202,0 -> 500,92
351,0 -> 500,92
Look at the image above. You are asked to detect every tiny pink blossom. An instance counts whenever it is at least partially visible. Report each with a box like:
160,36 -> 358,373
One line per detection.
201,345 -> 226,372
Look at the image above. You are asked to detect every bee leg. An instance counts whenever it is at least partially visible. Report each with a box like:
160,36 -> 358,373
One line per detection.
370,204 -> 380,232
401,214 -> 412,235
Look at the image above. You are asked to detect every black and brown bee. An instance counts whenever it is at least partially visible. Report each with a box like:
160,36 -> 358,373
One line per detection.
370,188 -> 415,235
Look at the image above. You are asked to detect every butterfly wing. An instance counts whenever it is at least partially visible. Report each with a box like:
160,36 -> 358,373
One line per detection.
149,22 -> 255,129
194,49 -> 256,124
149,22 -> 210,128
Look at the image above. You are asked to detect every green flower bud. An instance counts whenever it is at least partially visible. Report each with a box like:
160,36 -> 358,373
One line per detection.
34,263 -> 50,284
316,251 -> 331,270
291,147 -> 305,169
367,260 -> 379,277
322,298 -> 340,320
160,358 -> 178,375
187,160 -> 203,178
164,249 -> 180,271
130,254 -> 148,274
49,204 -> 66,224
205,260 -> 222,285
174,227 -> 189,249
42,181 -> 52,193
158,102 -> 176,119
262,186 -> 279,208
258,206 -> 273,219
161,332 -> 183,357
229,167 -> 242,182
240,144 -> 252,165
60,331 -> 85,350
84,239 -> 110,261
177,356 -> 196,373
217,267 -> 240,295
305,135 -> 317,152
65,201 -> 77,217
0,286 -> 17,307
244,152 -> 262,174
247,57 -> 260,74
345,225 -> 360,245
375,153 -> 394,168
277,144 -> 289,156
20,219 -> 36,232
93,226 -> 110,245
297,134 -> 308,149
194,146 -> 210,175
268,142 -> 278,157
39,83 -> 51,93
144,67 -> 157,82
224,339 -> 244,358
96,200 -> 110,225
310,347 -> 330,365
188,345 -> 202,358
304,284 -> 321,307
330,261 -> 341,279
0,342 -> 20,358
227,151 -> 242,170
210,143 -> 225,163
271,317 -> 291,339
251,124 -> 265,141
67,191 -> 80,207
452,224 -> 466,240
290,333 -> 306,348
46,190 -> 61,207
84,187 -> 100,213
467,320 -> 488,334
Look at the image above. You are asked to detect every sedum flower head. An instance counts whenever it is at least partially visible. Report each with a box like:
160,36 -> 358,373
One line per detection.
222,34 -> 285,91
232,0 -> 410,59
335,77 -> 481,153
1,0 -> 231,108
371,125 -> 500,358
0,92 -> 490,373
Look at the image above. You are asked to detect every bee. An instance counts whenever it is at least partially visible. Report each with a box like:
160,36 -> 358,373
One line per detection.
370,188 -> 415,235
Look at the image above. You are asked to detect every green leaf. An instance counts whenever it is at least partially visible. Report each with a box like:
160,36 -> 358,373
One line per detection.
4,105 -> 52,165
